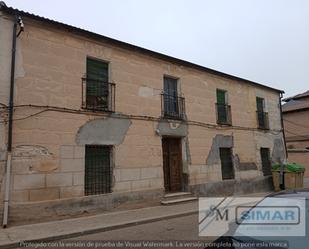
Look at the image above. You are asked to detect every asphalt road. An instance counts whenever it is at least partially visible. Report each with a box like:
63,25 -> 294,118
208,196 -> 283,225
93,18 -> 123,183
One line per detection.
72,213 -> 201,240
61,213 -> 215,248
15,213 -> 215,249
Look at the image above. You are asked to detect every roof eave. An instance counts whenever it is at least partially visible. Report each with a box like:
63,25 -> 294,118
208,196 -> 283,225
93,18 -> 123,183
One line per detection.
0,3 -> 284,94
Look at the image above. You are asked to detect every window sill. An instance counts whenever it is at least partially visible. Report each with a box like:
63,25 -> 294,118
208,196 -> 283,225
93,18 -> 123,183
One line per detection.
81,106 -> 114,113
257,127 -> 270,131
162,114 -> 185,121
217,122 -> 232,126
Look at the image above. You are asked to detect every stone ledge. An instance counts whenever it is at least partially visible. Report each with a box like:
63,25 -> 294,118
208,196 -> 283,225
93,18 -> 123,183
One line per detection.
190,176 -> 274,197
8,189 -> 164,226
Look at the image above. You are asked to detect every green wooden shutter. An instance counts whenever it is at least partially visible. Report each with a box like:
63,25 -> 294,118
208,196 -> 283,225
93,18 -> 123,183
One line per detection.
86,58 -> 109,109
216,89 -> 226,104
86,58 -> 108,82
256,97 -> 265,128
216,89 -> 227,123
256,97 -> 264,112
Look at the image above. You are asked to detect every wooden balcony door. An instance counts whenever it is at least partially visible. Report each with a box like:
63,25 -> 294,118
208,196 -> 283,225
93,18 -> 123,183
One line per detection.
162,137 -> 182,192
163,77 -> 178,116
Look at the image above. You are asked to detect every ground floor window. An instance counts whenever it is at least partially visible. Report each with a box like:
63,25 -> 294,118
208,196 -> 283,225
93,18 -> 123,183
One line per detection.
219,148 -> 234,180
85,145 -> 112,195
260,147 -> 272,176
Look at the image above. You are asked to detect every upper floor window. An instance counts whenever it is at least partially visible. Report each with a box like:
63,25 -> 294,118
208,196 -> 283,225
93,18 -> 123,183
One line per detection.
256,97 -> 269,129
82,58 -> 115,112
161,76 -> 185,120
216,89 -> 232,125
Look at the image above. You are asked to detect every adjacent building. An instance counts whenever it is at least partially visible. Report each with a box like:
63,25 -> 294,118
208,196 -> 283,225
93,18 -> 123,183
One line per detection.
0,3 -> 286,223
282,90 -> 309,177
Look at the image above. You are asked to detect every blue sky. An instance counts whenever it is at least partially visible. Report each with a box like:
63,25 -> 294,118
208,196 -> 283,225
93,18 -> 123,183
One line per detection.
4,0 -> 309,97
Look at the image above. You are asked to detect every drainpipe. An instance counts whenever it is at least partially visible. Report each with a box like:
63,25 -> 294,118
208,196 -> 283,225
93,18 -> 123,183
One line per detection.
279,93 -> 287,190
2,15 -> 24,228
279,93 -> 287,160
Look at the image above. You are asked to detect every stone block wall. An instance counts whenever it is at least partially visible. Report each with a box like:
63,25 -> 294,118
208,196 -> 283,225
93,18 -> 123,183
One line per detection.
11,144 -> 85,202
9,115 -> 167,202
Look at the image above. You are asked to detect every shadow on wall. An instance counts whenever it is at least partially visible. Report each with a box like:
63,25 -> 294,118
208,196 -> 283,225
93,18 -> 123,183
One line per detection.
206,134 -> 286,170
206,134 -> 233,166
271,138 -> 286,164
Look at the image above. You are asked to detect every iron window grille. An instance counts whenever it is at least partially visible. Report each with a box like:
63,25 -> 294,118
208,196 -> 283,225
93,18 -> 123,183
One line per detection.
216,103 -> 232,125
219,148 -> 235,180
85,145 -> 112,195
256,111 -> 269,130
260,148 -> 272,176
161,93 -> 186,120
82,77 -> 115,112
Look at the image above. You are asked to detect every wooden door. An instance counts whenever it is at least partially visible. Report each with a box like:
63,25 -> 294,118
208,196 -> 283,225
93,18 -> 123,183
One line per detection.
162,137 -> 182,192
219,148 -> 234,180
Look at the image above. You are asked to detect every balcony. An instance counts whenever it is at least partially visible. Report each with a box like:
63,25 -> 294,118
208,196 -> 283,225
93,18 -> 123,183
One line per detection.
161,93 -> 186,120
257,111 -> 269,130
216,103 -> 232,125
82,77 -> 115,112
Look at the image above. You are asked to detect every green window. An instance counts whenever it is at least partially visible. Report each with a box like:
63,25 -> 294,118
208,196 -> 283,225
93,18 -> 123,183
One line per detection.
86,58 -> 109,110
216,89 -> 228,124
260,148 -> 271,176
256,97 -> 264,112
216,89 -> 226,105
256,97 -> 268,129
85,145 -> 112,195
87,58 -> 108,81
220,148 -> 234,180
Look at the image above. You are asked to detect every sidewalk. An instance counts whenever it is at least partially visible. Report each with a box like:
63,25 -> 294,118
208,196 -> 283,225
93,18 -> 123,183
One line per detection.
0,191 -> 272,248
0,201 -> 197,249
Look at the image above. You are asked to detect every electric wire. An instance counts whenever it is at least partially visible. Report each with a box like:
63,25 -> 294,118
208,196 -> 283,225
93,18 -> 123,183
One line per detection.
0,104 -> 283,135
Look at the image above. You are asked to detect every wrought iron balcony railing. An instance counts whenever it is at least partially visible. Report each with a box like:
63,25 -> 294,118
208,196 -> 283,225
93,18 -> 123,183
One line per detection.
257,111 -> 269,130
216,103 -> 232,125
161,93 -> 186,120
82,77 -> 115,112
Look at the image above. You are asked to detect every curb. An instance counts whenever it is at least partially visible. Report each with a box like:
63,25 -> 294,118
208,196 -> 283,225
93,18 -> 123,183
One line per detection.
0,209 -> 197,249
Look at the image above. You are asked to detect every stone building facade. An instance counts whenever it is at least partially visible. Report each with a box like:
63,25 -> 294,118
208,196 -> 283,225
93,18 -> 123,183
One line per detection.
0,4 -> 286,223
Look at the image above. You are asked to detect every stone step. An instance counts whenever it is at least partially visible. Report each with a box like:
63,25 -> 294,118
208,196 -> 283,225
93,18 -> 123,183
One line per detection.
163,192 -> 193,198
162,192 -> 196,202
161,196 -> 198,205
